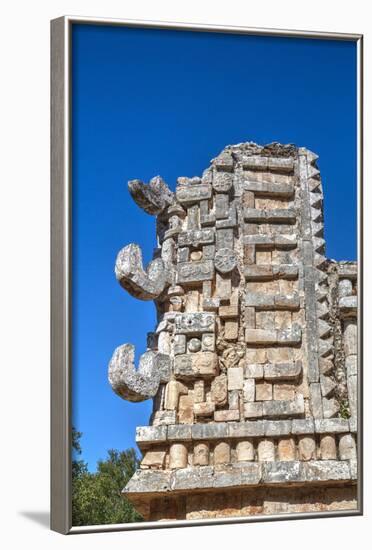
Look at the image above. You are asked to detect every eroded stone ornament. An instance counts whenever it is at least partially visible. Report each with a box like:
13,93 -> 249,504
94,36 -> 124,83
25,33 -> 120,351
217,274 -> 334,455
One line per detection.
214,247 -> 237,273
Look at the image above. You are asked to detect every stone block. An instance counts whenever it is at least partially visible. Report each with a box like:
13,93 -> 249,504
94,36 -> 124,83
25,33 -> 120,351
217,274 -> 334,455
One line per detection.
136,425 -> 167,444
273,384 -> 295,401
278,438 -> 296,461
213,171 -> 234,193
244,402 -> 263,419
216,228 -> 234,250
175,312 -> 215,335
320,435 -> 337,460
176,183 -> 212,204
243,379 -> 255,402
264,361 -> 302,380
219,304 -> 239,318
169,443 -> 188,469
262,461 -> 301,483
347,374 -> 358,419
264,420 -> 292,437
314,418 -> 350,434
227,367 -> 244,390
228,389 -> 240,409
345,355 -> 357,377
192,422 -> 229,440
214,409 -> 240,422
242,180 -> 294,198
245,328 -> 277,345
236,440 -> 255,461
167,424 -> 192,441
244,363 -> 264,379
291,418 -> 315,435
303,460 -> 350,482
309,383 -> 323,418
193,380 -> 205,403
338,434 -> 357,460
257,439 -> 275,461
224,321 -> 239,340
174,334 -> 186,356
262,395 -> 304,418
255,382 -> 273,401
298,436 -> 316,461
228,420 -> 265,438
174,352 -> 218,379
193,443 -> 210,466
215,193 -> 229,219
178,395 -> 194,424
343,320 -> 357,356
201,333 -> 215,352
151,410 -> 177,426
214,442 -> 231,465
194,402 -> 215,417
177,260 -> 214,284
210,373 -> 228,406
141,450 -> 166,469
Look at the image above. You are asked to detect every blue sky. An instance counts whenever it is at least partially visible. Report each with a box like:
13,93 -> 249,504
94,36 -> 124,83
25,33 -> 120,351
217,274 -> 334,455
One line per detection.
71,24 -> 357,470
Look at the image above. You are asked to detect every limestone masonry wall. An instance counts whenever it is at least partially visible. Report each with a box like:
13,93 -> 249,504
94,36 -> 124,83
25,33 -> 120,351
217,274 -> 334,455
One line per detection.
108,142 -> 358,521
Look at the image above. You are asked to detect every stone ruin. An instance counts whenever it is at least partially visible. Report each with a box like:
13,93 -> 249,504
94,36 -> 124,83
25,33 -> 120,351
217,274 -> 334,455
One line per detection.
108,142 -> 358,521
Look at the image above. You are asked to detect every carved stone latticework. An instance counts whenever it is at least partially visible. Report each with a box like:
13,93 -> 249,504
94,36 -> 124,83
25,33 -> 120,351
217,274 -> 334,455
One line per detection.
108,142 -> 358,520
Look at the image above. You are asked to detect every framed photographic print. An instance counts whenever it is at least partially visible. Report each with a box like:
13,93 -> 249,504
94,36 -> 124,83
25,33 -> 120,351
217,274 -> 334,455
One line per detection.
51,16 -> 363,534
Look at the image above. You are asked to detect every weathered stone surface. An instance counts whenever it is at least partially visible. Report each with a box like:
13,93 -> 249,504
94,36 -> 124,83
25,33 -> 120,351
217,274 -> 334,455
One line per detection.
227,367 -> 244,390
292,419 -> 315,435
128,176 -> 174,215
338,434 -> 356,460
278,438 -> 296,461
214,409 -> 240,422
194,401 -> 215,417
264,361 -> 302,380
169,443 -> 188,469
115,243 -> 167,300
192,423 -> 229,440
298,436 -> 316,461
244,363 -> 264,379
236,440 -> 255,461
264,420 -> 291,437
243,208 -> 296,223
228,421 -> 265,438
136,425 -> 167,444
152,410 -> 177,425
314,419 -> 350,434
193,443 -> 210,466
263,395 -> 304,418
167,424 -> 192,441
257,439 -> 275,462
174,352 -> 218,379
177,260 -> 214,284
255,382 -> 273,401
175,313 -> 214,336
109,344 -> 171,402
210,373 -> 228,406
343,320 -> 357,356
244,402 -> 263,419
176,182 -> 212,204
214,442 -> 231,464
320,435 -> 337,460
141,450 -> 167,469
178,228 -> 215,247
242,180 -> 294,198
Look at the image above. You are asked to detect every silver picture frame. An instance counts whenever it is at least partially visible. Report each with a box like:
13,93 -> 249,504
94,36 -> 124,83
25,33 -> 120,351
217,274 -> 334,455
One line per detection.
51,15 -> 363,534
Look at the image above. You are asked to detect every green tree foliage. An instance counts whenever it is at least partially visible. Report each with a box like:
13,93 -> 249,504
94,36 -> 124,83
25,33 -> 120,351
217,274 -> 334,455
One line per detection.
72,428 -> 143,526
